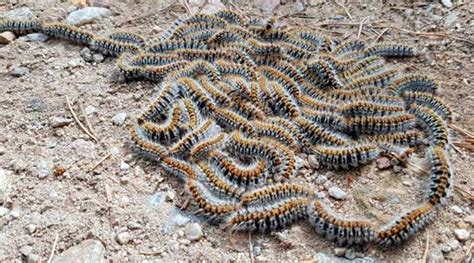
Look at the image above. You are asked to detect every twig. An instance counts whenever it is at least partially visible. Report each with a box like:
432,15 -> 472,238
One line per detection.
47,233 -> 59,263
66,96 -> 99,142
334,1 -> 353,21
356,18 -> 366,39
373,28 -> 389,44
139,249 -> 163,256
181,0 -> 193,15
118,1 -> 182,26
422,230 -> 430,263
249,232 -> 254,263
89,152 -> 112,172
454,185 -> 474,201
79,101 -> 98,141
449,124 -> 474,139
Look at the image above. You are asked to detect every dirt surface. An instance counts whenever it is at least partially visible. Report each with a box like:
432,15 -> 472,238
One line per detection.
0,0 -> 472,262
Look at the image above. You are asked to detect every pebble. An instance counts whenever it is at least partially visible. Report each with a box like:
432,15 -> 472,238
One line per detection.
80,47 -> 94,63
26,224 -> 37,234
19,33 -> 49,42
441,238 -> 459,253
119,196 -> 130,207
0,207 -> 9,216
93,53 -> 105,63
11,66 -> 30,77
428,249 -> 444,263
253,245 -> 262,257
67,7 -> 112,26
333,247 -> 346,257
166,190 -> 176,202
450,205 -> 463,214
36,159 -> 53,179
454,229 -> 470,242
315,175 -> 328,185
402,181 -> 412,187
184,222 -> 203,241
376,157 -> 391,170
50,116 -> 73,128
328,186 -> 347,200
120,161 -> 130,171
10,210 -> 20,219
255,255 -> 268,263
0,168 -> 10,195
0,7 -> 33,19
393,165 -> 402,173
307,155 -> 319,169
68,58 -> 83,68
0,32 -> 16,44
51,239 -> 106,263
127,221 -> 142,230
441,0 -> 453,8
344,248 -> 355,260
116,232 -> 131,245
19,245 -> 33,256
464,214 -> 474,225
84,105 -> 97,115
27,253 -> 40,263
112,112 -> 127,125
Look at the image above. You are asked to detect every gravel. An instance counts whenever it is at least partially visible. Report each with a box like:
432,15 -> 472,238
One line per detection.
19,33 -> 49,42
184,223 -> 203,241
112,112 -> 127,125
50,116 -> 73,128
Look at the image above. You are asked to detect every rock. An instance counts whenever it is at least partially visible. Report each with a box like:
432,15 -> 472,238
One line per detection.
112,112 -> 127,125
19,245 -> 33,256
428,249 -> 444,263
307,155 -> 319,169
11,66 -> 30,77
0,207 -> 9,216
10,209 -> 20,219
119,196 -> 130,207
127,221 -> 142,230
149,192 -> 166,207
376,157 -> 391,170
184,222 -> 203,241
68,58 -> 83,68
454,229 -> 470,242
166,190 -> 176,202
0,7 -> 33,19
0,32 -> 16,44
441,238 -> 459,253
444,13 -> 457,27
440,0 -> 453,8
393,165 -> 402,173
50,116 -> 73,128
464,214 -> 474,225
0,169 -> 10,195
402,181 -> 412,187
315,175 -> 328,185
260,0 -> 280,16
26,224 -> 37,234
52,239 -> 106,263
36,159 -> 54,179
119,161 -> 130,171
328,186 -> 347,200
253,245 -> 261,257
344,248 -> 355,260
450,205 -> 463,214
27,253 -> 40,263
80,47 -> 94,63
255,255 -> 268,263
84,105 -> 97,115
93,53 -> 105,63
333,247 -> 346,257
331,15 -> 345,20
19,33 -> 49,42
66,7 -> 112,26
188,0 -> 226,15
72,139 -> 96,158
116,232 -> 131,245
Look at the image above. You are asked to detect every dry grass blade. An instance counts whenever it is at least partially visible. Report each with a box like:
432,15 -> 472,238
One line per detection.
66,96 -> 99,142
334,0 -> 353,21
454,185 -> 474,201
47,233 -> 59,263
422,230 -> 430,263
449,124 -> 474,139
90,152 -> 112,172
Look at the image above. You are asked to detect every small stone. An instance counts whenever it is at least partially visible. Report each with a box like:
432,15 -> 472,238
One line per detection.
36,159 -> 54,179
440,0 -> 453,8
67,7 -> 112,26
127,221 -> 142,230
116,232 -> 131,245
80,47 -> 94,63
93,53 -> 105,63
315,175 -> 328,185
50,116 -> 73,128
344,248 -> 355,260
454,229 -> 470,242
19,33 -> 49,42
26,224 -> 37,234
333,247 -> 346,257
68,58 -> 83,68
119,177 -> 129,185
119,196 -> 130,207
0,207 -> 9,216
19,245 -> 33,256
253,245 -> 262,256
11,66 -> 30,77
330,15 -> 345,20
450,205 -> 463,214
307,155 -> 319,169
166,190 -> 176,202
328,186 -> 347,200
0,168 -> 10,195
428,249 -> 444,263
0,7 -> 33,19
112,112 -> 127,125
184,222 -> 203,241
255,255 -> 268,263
179,239 -> 191,245
376,157 -> 391,170
393,165 -> 402,173
441,238 -> 459,253
27,253 -> 40,263
84,105 -> 97,115
52,239 -> 106,263
120,161 -> 130,171
402,181 -> 412,187
10,210 -> 20,219
0,31 -> 16,44
463,214 -> 474,225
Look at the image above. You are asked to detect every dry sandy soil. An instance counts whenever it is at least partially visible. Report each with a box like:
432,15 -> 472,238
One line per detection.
0,0 -> 472,262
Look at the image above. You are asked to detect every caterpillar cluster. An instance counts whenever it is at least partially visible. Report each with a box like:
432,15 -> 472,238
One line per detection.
0,10 -> 453,248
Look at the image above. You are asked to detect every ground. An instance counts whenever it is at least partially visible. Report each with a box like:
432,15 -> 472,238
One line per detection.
0,0 -> 472,262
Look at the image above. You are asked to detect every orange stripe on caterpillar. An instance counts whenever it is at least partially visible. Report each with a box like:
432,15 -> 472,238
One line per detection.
190,133 -> 227,160
313,144 -> 379,169
240,183 -> 312,205
427,146 -> 452,206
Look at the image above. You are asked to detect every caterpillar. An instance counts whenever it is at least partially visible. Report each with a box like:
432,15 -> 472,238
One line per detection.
252,120 -> 299,149
339,100 -> 405,117
332,39 -> 366,57
364,43 -> 415,58
130,127 -> 169,161
295,117 -> 349,147
360,130 -> 423,146
343,114 -> 416,135
161,156 -> 197,180
213,108 -> 256,136
426,146 -> 452,206
41,22 -> 94,44
308,200 -> 376,246
190,133 -> 227,160
388,74 -> 438,95
313,144 -> 379,169
408,105 -> 449,149
148,38 -> 207,53
140,103 -> 183,142
0,18 -> 42,35
240,183 -> 312,206
197,161 -> 243,198
107,31 -> 145,47
169,119 -> 216,155
401,91 -> 452,122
